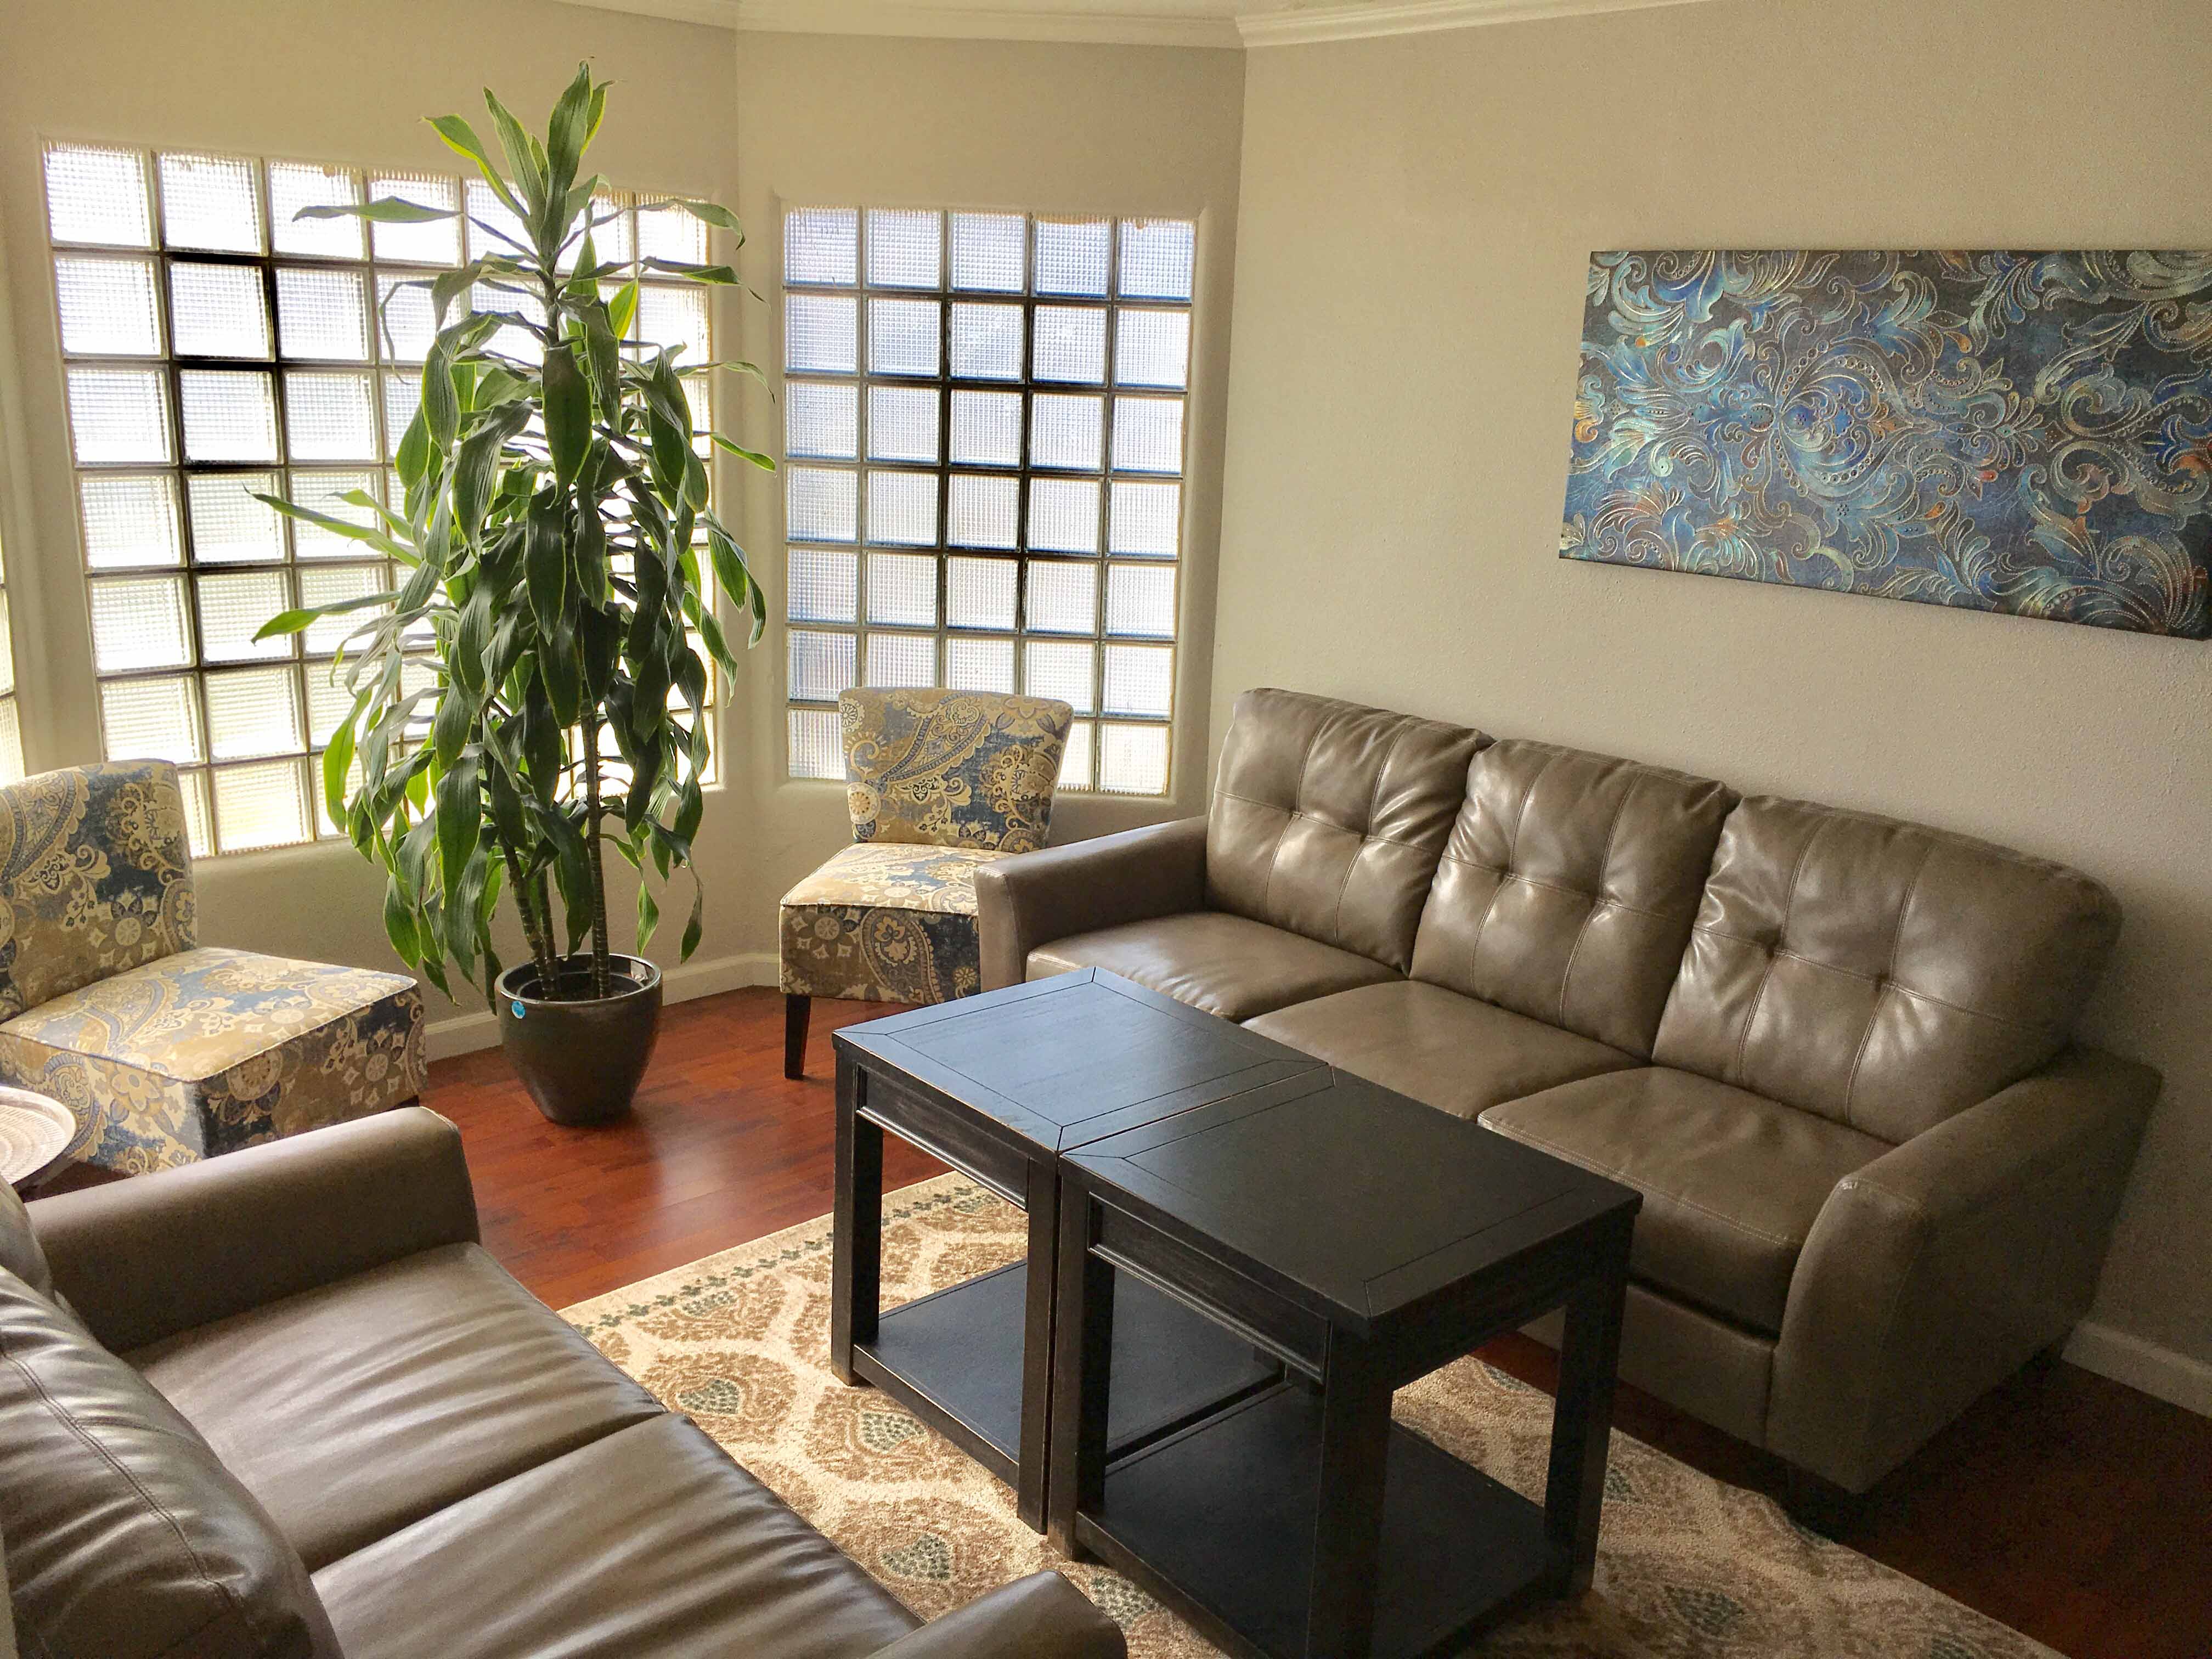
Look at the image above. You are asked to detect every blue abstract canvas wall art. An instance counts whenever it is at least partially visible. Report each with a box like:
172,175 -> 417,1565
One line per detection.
1560,251 -> 2212,637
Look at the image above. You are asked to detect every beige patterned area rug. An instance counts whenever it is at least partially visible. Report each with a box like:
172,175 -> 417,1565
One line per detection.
562,1175 -> 2053,1659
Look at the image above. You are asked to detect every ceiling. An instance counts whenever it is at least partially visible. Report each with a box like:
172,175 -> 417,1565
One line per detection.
569,0 -> 1720,49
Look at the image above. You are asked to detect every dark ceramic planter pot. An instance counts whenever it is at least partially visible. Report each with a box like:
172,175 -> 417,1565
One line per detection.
494,953 -> 663,1126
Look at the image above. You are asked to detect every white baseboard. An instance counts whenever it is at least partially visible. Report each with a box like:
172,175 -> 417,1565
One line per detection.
424,950 -> 780,1061
2064,1319 -> 2212,1417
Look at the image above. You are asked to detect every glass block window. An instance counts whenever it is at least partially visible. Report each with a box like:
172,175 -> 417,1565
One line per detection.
45,143 -> 714,856
782,207 -> 1193,796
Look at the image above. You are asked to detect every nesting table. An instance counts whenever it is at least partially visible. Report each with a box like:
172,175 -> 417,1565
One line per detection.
832,969 -> 1640,1659
831,969 -> 1310,1528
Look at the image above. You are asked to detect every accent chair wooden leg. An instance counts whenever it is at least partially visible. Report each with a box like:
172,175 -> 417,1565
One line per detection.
784,994 -> 812,1080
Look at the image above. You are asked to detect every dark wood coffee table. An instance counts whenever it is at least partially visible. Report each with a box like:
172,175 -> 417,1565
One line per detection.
1048,1067 -> 1640,1659
830,969 -> 1317,1528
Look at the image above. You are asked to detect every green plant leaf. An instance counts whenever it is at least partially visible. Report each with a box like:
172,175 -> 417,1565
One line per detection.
680,880 -> 704,962
300,196 -> 455,224
395,407 -> 431,490
452,404 -> 529,543
382,878 -> 422,967
435,747 -> 482,893
422,347 -> 460,449
481,87 -> 548,231
525,495 -> 568,633
425,115 -> 526,217
709,433 -> 776,471
640,257 -> 739,285
539,626 -> 583,727
544,62 -> 595,201
669,198 -> 740,232
445,842 -> 490,976
635,879 -> 659,951
607,280 -> 639,339
250,585 -> 394,642
252,493 -> 410,562
541,342 -> 590,489
582,304 -> 622,414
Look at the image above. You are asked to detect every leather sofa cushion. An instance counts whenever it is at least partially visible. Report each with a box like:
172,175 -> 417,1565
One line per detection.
1482,1068 -> 1888,1333
0,1267 -> 341,1659
130,1241 -> 663,1570
1205,689 -> 1484,973
1244,980 -> 1637,1119
1028,911 -> 1398,1020
1653,797 -> 2121,1142
1410,740 -> 1735,1057
314,1414 -> 921,1659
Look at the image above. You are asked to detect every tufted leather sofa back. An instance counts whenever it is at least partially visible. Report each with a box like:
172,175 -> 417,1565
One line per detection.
1206,689 -> 1485,972
1653,797 -> 2121,1142
1409,740 -> 1737,1057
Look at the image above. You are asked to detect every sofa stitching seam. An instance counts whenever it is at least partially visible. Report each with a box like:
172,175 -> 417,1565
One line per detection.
1467,754 -> 1556,989
1683,933 -> 2052,1034
0,1327 -> 255,1652
1213,787 -> 1436,854
1841,840 -> 1938,1131
1257,722 -> 1330,917
1333,724 -> 1412,943
1555,775 -> 1640,1029
1733,817 -> 1827,1085
1434,859 -> 1681,920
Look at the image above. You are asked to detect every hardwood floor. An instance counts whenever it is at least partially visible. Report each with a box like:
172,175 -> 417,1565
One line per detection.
425,986 -> 2211,1659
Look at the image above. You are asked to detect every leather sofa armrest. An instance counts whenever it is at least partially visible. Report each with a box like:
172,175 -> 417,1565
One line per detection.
30,1107 -> 479,1353
1769,1046 -> 2159,1491
870,1572 -> 1125,1659
974,815 -> 1207,991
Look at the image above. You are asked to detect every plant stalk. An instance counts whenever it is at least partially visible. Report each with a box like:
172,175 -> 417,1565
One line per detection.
583,719 -> 611,998
498,833 -> 560,994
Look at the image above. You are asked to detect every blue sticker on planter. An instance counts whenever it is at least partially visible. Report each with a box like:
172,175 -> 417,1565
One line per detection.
511,1000 -> 527,1018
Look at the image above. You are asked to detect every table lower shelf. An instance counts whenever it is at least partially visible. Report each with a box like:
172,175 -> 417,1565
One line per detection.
853,1257 -> 1278,1485
1077,1383 -> 1562,1659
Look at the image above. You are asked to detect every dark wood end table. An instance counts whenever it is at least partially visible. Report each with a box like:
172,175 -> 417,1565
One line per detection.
830,969 -> 1316,1528
1049,1068 -> 1640,1659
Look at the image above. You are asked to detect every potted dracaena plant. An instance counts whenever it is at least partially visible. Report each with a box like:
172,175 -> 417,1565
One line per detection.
255,64 -> 769,1125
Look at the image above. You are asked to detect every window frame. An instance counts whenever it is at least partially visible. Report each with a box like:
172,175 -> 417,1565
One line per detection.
780,205 -> 1193,797
42,140 -> 719,856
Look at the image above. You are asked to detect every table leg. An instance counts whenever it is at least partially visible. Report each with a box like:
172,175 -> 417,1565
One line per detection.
1015,1156 -> 1059,1531
1544,1220 -> 1631,1593
1304,1328 -> 1391,1659
1046,1181 -> 1115,1559
830,1052 -> 882,1387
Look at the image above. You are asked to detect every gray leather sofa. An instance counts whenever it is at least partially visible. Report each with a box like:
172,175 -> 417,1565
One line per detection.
975,688 -> 2158,1494
0,1109 -> 1125,1659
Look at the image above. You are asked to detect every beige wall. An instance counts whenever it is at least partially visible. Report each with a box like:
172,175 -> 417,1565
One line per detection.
1215,0 -> 2212,1380
723,32 -> 1245,957
0,0 -> 742,1035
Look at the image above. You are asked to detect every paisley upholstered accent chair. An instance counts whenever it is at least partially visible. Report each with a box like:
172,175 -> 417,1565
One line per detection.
778,689 -> 1074,1076
0,761 -> 426,1172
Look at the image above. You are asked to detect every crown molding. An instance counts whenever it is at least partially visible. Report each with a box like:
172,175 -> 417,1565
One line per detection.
560,0 -> 1722,48
560,0 -> 1244,47
1237,0 -> 1719,47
